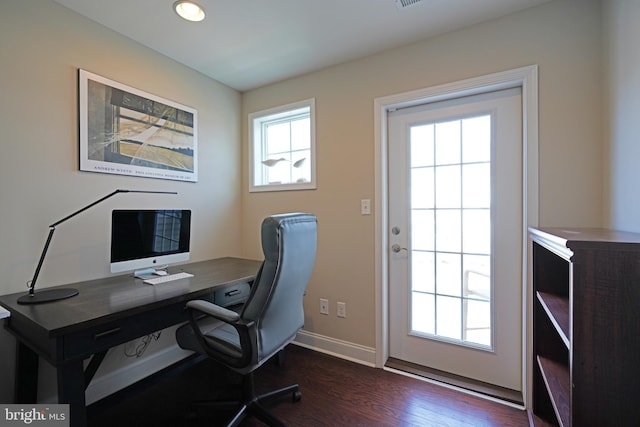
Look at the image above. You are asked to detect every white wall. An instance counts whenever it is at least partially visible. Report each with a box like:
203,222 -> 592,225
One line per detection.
0,0 -> 242,403
242,0 -> 604,352
604,0 -> 640,232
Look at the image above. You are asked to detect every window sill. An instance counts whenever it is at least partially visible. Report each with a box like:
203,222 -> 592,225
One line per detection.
249,182 -> 316,193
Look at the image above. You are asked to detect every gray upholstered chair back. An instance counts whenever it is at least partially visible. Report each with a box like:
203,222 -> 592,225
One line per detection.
240,213 -> 317,360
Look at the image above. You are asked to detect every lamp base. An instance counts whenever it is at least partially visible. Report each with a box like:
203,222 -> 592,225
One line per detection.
17,288 -> 79,305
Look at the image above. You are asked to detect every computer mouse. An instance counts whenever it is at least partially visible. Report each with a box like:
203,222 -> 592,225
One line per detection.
153,270 -> 168,276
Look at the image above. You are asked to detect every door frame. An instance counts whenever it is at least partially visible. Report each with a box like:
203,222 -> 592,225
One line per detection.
373,65 -> 539,405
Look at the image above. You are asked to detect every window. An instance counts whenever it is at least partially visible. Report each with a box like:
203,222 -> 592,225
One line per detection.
410,115 -> 492,348
249,98 -> 315,192
152,211 -> 184,252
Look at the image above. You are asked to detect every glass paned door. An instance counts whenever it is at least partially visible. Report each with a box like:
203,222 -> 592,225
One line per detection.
388,87 -> 523,391
410,116 -> 492,348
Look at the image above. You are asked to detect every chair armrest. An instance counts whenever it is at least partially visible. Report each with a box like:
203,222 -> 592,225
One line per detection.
186,299 -> 239,323
184,299 -> 255,369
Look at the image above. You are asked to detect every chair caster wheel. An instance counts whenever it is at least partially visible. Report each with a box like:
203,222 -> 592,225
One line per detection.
186,405 -> 198,422
293,391 -> 302,402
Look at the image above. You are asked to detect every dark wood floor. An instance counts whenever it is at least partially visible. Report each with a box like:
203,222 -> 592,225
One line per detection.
88,344 -> 529,426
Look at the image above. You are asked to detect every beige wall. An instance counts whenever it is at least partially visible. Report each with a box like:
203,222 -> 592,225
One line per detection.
242,0 -> 604,349
0,0 -> 617,406
0,0 -> 242,402
604,0 -> 640,232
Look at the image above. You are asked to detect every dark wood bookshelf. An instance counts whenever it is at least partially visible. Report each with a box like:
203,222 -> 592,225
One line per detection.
529,227 -> 640,426
536,291 -> 569,347
537,356 -> 570,427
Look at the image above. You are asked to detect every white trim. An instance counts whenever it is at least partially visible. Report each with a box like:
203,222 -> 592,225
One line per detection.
84,345 -> 193,405
374,65 -> 539,406
383,366 -> 526,411
248,98 -> 316,192
520,65 -> 539,410
294,330 -> 377,367
55,331 -> 374,405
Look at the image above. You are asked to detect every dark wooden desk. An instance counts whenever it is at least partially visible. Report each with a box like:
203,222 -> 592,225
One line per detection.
0,257 -> 261,427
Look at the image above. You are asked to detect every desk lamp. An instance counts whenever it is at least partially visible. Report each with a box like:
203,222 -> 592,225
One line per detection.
18,189 -> 177,305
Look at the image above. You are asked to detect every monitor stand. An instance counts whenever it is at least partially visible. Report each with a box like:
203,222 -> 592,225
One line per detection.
134,267 -> 166,279
135,269 -> 153,279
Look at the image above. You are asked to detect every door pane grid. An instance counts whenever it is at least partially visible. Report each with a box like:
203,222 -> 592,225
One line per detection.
410,115 -> 492,348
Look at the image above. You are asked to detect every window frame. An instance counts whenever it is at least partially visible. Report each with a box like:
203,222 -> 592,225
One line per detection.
248,98 -> 316,192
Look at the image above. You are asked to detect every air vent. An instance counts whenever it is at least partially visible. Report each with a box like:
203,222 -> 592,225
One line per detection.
395,0 -> 425,10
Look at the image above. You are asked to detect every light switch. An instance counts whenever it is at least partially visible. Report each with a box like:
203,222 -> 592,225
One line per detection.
361,199 -> 371,215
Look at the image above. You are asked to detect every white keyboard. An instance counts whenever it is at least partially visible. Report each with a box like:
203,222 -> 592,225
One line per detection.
143,272 -> 194,285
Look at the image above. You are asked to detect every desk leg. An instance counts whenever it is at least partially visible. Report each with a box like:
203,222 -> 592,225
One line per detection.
15,341 -> 38,403
57,361 -> 87,427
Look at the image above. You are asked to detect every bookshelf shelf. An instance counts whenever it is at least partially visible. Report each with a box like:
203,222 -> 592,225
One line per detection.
529,227 -> 640,426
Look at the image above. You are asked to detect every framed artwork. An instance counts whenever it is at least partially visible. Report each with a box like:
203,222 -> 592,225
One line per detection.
79,69 -> 198,182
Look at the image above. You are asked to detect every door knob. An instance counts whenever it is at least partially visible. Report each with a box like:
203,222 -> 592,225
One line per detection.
392,244 -> 408,253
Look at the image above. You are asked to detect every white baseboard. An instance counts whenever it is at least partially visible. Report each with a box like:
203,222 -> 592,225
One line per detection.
85,344 -> 193,405
294,330 -> 377,367
83,330 -> 376,405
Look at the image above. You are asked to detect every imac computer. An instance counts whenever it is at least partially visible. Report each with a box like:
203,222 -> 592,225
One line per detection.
110,209 -> 191,277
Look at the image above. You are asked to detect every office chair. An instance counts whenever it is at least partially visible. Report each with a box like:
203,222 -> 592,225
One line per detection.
176,213 -> 317,427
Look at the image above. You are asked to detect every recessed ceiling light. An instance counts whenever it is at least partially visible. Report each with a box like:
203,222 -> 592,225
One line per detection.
173,1 -> 206,22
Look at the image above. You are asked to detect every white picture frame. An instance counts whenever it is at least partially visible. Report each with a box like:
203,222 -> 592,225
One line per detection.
79,69 -> 198,182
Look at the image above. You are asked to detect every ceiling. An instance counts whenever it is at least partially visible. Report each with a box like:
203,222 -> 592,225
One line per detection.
52,0 -> 552,92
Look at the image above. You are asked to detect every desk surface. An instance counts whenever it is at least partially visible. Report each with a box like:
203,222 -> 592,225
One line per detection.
0,257 -> 261,337
0,256 -> 262,427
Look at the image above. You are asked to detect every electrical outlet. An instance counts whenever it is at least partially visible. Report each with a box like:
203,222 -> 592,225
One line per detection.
320,298 -> 329,315
337,301 -> 346,318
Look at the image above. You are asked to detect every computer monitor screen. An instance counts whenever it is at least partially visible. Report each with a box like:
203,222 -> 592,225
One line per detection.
110,209 -> 191,275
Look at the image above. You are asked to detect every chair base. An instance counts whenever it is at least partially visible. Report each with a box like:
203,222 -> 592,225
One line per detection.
227,383 -> 301,427
188,373 -> 301,427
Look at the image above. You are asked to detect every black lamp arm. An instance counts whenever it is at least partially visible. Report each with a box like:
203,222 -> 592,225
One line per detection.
27,189 -> 177,295
27,227 -> 56,296
50,189 -> 174,227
